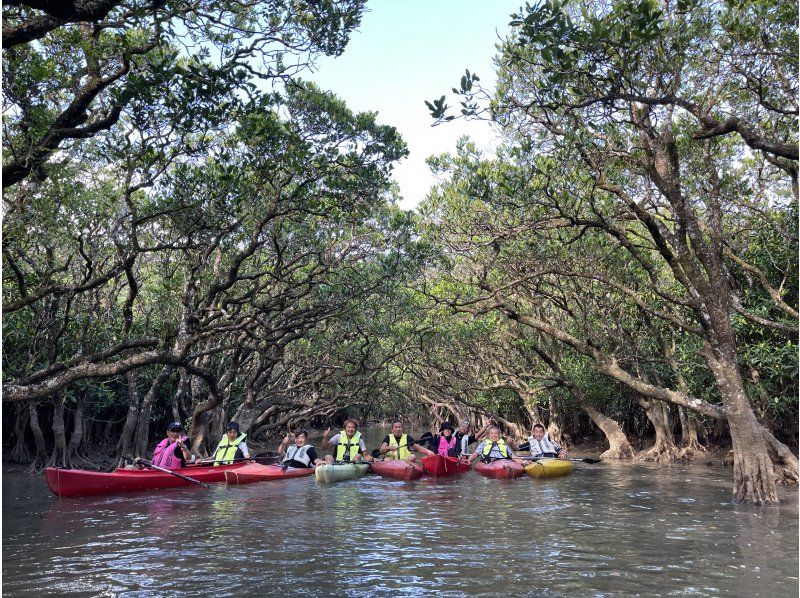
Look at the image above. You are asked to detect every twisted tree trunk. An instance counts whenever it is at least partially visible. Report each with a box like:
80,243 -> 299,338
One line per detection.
636,397 -> 679,463
46,394 -> 68,468
115,369 -> 140,467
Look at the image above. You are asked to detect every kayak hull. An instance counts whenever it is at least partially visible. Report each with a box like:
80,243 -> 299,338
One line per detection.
45,463 -> 247,497
422,454 -> 471,477
315,463 -> 370,483
524,458 -> 575,479
370,459 -> 424,480
224,463 -> 315,484
474,460 -> 525,479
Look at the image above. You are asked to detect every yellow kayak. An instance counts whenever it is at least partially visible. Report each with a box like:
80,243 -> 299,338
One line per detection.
524,458 -> 575,479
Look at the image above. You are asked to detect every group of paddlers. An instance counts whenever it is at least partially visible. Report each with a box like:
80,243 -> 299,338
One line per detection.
141,416 -> 567,471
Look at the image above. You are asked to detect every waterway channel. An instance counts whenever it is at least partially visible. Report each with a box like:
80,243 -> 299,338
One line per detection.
2,427 -> 798,596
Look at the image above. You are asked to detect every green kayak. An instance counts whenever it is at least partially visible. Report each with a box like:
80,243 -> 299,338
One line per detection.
315,462 -> 370,483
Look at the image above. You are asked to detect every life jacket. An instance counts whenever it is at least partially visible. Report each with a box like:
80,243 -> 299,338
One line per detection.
528,433 -> 560,458
481,438 -> 510,461
283,444 -> 312,467
386,434 -> 411,461
152,436 -> 186,469
335,431 -> 362,462
437,434 -> 458,457
213,432 -> 247,465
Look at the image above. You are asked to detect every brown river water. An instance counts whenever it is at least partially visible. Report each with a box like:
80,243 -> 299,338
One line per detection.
2,427 -> 798,597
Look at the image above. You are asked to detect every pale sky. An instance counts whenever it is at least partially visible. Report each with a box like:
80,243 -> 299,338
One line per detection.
309,0 -> 522,210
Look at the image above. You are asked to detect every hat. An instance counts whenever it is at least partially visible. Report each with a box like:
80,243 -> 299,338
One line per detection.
226,421 -> 240,433
167,421 -> 184,432
439,421 -> 455,432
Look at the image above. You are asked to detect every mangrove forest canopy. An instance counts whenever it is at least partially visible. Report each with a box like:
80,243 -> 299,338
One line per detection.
2,0 -> 798,504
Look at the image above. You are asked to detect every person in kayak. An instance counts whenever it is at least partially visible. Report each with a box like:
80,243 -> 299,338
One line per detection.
455,419 -> 492,456
278,430 -> 322,468
212,421 -> 250,465
465,426 -> 528,465
378,420 -> 436,462
528,423 -> 567,459
429,406 -> 492,455
321,419 -> 374,464
147,421 -> 193,469
434,421 -> 460,457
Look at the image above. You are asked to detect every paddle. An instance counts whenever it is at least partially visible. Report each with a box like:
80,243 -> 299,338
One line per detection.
135,458 -> 210,487
519,456 -> 603,464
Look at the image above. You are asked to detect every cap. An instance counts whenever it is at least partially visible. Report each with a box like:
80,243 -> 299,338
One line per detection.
167,421 -> 184,432
439,421 -> 455,432
226,421 -> 240,433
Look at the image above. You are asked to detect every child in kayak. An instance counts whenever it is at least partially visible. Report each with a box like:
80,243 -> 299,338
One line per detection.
465,426 -> 528,465
528,423 -> 567,459
278,430 -> 322,468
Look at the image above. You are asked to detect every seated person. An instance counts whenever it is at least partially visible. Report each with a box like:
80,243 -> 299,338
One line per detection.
465,426 -> 527,465
378,420 -> 435,462
528,423 -> 567,459
147,421 -> 192,469
213,421 -> 250,465
278,430 -> 322,468
321,419 -> 374,464
434,422 -> 459,457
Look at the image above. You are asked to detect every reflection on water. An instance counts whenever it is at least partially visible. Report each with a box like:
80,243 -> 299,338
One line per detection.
3,429 -> 798,597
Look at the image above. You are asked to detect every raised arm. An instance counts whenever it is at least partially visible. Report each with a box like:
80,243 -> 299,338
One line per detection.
320,428 -> 333,450
429,405 -> 445,426
474,420 -> 492,441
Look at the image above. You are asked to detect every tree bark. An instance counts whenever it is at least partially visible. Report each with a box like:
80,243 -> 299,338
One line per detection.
677,406 -> 707,459
27,398 -> 48,472
10,401 -> 31,463
133,365 -> 174,458
578,398 -> 635,459
636,397 -> 679,462
115,369 -> 140,466
46,393 -> 68,468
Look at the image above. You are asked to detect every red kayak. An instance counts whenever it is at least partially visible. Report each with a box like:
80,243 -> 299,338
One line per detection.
422,454 -> 471,477
45,463 -> 246,497
224,463 -> 315,484
473,459 -> 525,479
370,459 -> 424,481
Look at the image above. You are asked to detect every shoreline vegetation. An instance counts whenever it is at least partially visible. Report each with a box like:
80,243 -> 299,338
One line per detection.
2,1 -> 797,504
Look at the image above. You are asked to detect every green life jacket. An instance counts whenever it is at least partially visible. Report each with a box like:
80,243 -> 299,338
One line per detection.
386,433 -> 410,461
482,438 -> 510,461
335,430 -> 362,462
213,432 -> 246,466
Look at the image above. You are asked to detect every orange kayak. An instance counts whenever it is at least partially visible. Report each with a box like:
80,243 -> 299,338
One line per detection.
422,454 -> 471,477
370,459 -> 424,480
473,459 -> 525,479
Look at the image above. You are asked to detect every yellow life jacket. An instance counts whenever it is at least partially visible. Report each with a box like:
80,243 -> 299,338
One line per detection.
482,438 -> 510,459
335,430 -> 362,462
213,432 -> 246,465
386,433 -> 410,461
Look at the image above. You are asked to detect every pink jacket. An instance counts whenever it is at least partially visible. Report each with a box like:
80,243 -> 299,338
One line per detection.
152,435 -> 187,468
